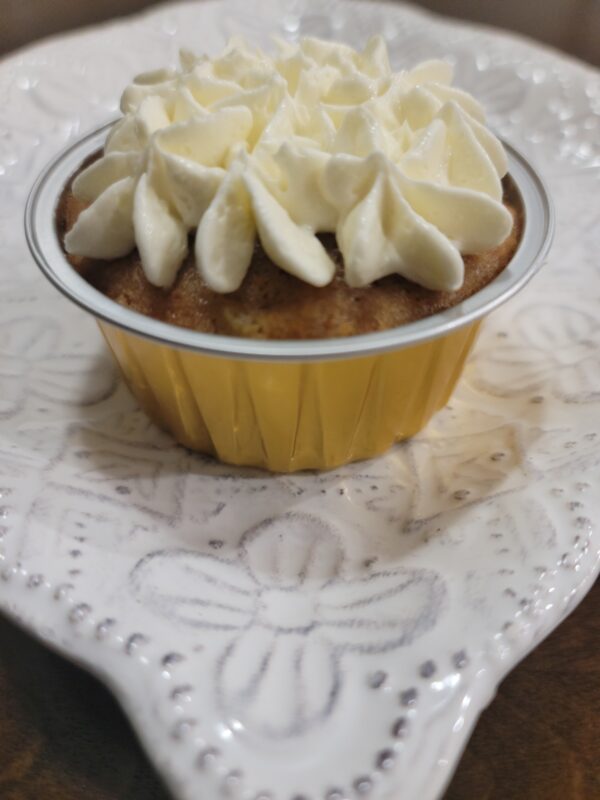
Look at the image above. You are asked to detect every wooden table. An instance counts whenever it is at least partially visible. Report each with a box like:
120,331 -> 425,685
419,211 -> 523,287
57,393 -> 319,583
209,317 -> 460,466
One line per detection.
0,579 -> 598,799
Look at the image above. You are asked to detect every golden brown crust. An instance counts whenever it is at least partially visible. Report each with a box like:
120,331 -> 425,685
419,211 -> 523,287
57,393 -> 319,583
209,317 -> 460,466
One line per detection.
57,158 -> 524,340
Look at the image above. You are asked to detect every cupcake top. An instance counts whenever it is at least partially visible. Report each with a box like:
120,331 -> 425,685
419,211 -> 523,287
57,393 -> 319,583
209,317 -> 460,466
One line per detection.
65,36 -> 513,294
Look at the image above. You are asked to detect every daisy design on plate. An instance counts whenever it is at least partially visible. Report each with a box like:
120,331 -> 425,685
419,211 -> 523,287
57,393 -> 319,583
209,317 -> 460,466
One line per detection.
130,511 -> 446,737
0,317 -> 117,420
470,302 -> 600,404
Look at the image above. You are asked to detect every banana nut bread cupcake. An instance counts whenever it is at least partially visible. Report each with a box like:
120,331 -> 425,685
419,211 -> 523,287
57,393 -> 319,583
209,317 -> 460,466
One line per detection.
58,36 -> 523,340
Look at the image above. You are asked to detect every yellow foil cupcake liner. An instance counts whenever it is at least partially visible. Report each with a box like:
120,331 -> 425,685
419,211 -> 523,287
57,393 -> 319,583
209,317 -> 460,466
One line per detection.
26,123 -> 553,473
100,321 -> 480,472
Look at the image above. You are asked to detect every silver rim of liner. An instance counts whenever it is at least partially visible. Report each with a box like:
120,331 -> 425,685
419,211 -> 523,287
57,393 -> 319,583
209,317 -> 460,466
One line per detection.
25,120 -> 554,362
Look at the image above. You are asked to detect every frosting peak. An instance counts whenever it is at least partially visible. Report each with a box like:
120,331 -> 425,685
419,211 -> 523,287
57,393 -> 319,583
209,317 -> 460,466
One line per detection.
65,36 -> 513,294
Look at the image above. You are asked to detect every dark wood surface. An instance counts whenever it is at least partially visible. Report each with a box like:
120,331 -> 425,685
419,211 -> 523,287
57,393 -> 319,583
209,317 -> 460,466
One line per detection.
0,579 -> 598,800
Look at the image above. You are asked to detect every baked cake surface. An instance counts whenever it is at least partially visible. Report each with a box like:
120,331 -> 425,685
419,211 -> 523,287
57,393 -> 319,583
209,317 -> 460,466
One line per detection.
57,160 -> 523,340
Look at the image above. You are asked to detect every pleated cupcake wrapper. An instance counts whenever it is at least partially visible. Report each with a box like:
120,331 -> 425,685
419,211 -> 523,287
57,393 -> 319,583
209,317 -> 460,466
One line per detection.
100,320 -> 481,472
25,125 -> 553,472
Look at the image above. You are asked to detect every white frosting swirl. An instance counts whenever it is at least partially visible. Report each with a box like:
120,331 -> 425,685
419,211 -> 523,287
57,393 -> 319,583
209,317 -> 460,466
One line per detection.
65,36 -> 513,293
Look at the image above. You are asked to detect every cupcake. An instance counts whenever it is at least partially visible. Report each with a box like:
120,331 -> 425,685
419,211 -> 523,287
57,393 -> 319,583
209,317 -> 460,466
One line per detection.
26,36 -> 552,471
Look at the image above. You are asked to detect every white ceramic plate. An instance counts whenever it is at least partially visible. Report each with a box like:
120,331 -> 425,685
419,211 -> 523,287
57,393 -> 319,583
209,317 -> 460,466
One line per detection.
1,2 -> 599,799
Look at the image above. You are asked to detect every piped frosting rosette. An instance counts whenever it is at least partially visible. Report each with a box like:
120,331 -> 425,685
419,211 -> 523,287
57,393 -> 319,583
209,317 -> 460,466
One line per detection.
65,36 -> 513,293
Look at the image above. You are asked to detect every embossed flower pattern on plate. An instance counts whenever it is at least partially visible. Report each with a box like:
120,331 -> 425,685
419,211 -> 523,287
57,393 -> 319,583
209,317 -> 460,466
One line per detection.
471,302 -> 600,403
0,317 -> 117,419
131,512 -> 445,737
